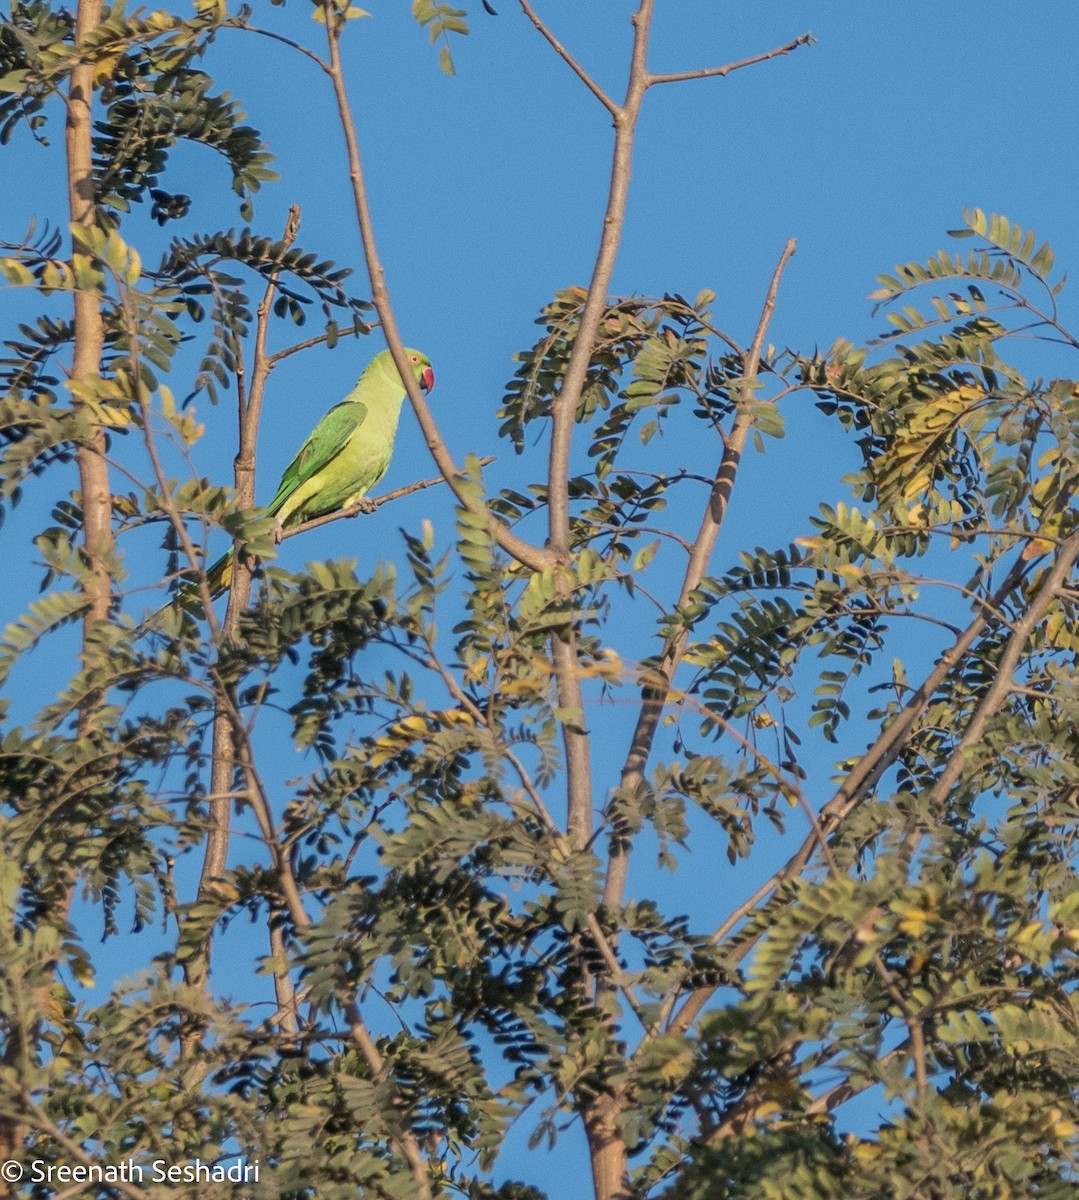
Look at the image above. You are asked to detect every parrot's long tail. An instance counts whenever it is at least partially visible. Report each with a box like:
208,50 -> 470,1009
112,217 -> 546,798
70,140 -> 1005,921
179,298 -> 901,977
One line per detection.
157,548 -> 235,618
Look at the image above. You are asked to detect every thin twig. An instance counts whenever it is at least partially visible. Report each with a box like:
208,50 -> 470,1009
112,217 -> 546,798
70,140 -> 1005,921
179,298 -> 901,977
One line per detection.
125,319 -> 222,644
518,0 -> 618,114
646,31 -> 813,87
746,239 -> 797,377
266,324 -> 368,367
806,1040 -> 910,1116
235,20 -> 332,75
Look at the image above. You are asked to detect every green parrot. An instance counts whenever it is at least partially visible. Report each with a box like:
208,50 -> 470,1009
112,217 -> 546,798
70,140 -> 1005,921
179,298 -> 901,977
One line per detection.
179,347 -> 434,604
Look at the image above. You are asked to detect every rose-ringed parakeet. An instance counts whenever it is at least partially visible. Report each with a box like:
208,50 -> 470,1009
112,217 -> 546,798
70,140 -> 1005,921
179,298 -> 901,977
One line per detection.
181,347 -> 434,603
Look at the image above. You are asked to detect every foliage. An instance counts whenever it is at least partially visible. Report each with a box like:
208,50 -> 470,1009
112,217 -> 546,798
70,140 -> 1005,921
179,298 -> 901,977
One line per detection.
0,4 -> 1077,1200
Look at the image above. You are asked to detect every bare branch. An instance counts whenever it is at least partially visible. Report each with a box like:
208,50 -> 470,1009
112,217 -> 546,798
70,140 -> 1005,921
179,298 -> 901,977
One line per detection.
518,0 -> 619,115
67,0 -> 112,635
235,20 -> 332,75
266,323 -> 370,367
646,31 -> 814,88
545,3 -> 652,553
543,0 -> 661,863
747,239 -> 797,378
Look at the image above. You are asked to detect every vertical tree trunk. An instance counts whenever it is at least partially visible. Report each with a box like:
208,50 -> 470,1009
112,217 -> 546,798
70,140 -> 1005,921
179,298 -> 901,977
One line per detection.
0,0 -> 112,1188
66,0 -> 113,632
585,1096 -> 630,1200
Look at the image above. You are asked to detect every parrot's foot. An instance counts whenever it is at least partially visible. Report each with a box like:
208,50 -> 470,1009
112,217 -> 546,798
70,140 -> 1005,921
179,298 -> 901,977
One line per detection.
351,497 -> 377,516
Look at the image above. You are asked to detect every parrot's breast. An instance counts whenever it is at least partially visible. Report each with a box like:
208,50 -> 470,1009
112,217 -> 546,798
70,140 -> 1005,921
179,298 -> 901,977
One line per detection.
280,418 -> 397,527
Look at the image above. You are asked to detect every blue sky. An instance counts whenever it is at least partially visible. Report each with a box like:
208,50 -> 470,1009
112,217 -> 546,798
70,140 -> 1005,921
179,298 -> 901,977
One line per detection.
4,3 -> 1079,1195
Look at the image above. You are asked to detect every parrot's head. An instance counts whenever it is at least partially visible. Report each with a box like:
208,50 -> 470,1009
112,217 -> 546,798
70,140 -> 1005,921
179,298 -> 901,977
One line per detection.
402,348 -> 434,395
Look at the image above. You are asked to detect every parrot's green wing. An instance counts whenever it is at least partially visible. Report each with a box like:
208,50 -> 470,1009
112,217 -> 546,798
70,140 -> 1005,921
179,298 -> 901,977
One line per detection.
267,400 -> 368,519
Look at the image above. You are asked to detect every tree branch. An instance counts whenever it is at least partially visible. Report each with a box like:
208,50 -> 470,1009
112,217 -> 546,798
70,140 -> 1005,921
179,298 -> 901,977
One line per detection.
266,322 -> 369,367
209,669 -> 433,1194
545,3 -> 652,554
236,19 -> 332,75
417,636 -> 648,1024
646,31 -> 814,88
0,0 -> 113,1176
130,346 -> 222,645
196,207 -> 301,919
543,0 -> 659,861
175,208 -> 302,1036
14,1093 -> 149,1200
923,529 -> 1079,809
518,0 -> 618,114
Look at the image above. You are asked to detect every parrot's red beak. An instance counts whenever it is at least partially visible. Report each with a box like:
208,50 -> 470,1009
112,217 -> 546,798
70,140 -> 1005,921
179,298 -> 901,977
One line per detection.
421,366 -> 435,394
